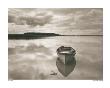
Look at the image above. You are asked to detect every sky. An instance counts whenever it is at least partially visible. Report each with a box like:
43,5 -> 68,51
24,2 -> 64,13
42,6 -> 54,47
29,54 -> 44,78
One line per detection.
8,8 -> 103,35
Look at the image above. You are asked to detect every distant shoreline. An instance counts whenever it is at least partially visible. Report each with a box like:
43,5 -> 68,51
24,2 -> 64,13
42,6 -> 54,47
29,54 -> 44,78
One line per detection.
8,32 -> 103,40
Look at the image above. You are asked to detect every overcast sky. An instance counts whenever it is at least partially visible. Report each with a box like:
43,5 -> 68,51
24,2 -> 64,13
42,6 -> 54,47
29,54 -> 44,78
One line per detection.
8,8 -> 103,35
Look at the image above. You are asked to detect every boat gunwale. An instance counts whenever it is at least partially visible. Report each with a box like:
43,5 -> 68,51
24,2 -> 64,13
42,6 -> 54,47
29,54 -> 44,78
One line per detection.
57,46 -> 76,55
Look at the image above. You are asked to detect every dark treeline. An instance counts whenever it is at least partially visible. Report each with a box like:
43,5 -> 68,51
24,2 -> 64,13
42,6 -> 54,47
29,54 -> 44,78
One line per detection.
8,32 -> 60,39
8,32 -> 103,40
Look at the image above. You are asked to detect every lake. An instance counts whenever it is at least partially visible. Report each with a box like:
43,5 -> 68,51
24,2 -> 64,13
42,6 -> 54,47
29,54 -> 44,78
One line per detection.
8,36 -> 103,80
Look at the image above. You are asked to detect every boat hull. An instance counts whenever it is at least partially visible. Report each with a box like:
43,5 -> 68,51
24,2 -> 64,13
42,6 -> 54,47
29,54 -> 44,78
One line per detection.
57,53 -> 75,64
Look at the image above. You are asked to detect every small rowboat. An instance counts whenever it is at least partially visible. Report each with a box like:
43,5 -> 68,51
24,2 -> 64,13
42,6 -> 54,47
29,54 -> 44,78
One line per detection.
56,46 -> 76,64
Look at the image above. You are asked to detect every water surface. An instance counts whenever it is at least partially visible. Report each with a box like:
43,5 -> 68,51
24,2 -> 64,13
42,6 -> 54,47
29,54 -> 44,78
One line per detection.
8,36 -> 103,80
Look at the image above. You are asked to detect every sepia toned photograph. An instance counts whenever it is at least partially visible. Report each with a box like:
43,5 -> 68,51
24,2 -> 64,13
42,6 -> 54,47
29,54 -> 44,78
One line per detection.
8,8 -> 103,80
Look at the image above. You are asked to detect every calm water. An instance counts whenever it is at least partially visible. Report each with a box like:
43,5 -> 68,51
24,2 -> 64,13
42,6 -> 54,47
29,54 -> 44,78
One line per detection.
8,36 -> 103,80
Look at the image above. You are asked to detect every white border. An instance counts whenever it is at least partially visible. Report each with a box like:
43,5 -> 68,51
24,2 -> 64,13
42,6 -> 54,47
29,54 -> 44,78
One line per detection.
1,0 -> 109,88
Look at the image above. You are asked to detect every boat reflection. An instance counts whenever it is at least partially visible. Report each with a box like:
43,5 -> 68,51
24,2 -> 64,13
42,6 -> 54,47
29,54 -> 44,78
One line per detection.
56,57 -> 76,77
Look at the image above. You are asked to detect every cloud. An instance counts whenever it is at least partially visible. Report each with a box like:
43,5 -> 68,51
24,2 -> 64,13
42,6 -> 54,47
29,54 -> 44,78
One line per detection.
51,9 -> 102,29
8,8 -> 53,26
45,8 -> 102,31
8,8 -> 103,35
74,9 -> 103,29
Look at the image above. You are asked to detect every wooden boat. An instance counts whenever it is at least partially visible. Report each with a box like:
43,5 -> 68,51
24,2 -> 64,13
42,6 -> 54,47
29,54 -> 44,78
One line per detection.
56,46 -> 76,64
